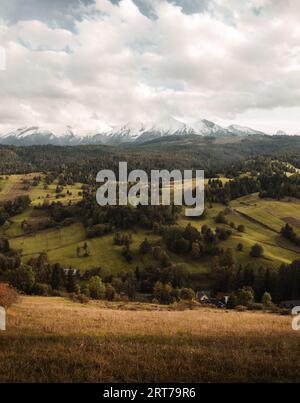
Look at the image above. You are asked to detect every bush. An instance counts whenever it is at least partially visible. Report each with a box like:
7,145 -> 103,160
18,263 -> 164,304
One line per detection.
153,282 -> 174,305
280,308 -> 291,316
250,303 -> 264,311
0,283 -> 18,309
237,225 -> 245,233
3,265 -> 35,294
227,293 -> 238,309
237,243 -> 244,252
180,288 -> 195,301
262,292 -> 272,307
70,293 -> 90,304
139,238 -> 152,254
33,283 -> 52,296
237,287 -> 254,307
250,243 -> 264,258
105,284 -> 116,301
215,212 -> 227,224
88,276 -> 106,300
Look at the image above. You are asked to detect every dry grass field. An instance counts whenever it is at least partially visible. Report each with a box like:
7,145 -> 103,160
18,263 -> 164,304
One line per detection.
1,297 -> 300,383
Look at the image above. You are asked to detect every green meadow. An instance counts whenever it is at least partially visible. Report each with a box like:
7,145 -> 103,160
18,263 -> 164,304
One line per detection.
2,174 -> 300,283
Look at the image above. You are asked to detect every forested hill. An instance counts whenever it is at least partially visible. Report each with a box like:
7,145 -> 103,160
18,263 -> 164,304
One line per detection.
1,135 -> 300,178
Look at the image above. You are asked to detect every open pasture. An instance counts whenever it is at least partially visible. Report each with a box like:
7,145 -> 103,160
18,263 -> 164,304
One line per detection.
0,296 -> 299,383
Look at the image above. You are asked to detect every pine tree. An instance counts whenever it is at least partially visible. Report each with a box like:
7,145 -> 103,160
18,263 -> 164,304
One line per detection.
67,269 -> 78,293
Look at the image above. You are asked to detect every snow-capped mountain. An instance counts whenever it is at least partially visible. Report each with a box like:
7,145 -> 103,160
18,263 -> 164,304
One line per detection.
227,124 -> 266,136
191,119 -> 230,136
0,117 -> 268,146
0,126 -> 63,146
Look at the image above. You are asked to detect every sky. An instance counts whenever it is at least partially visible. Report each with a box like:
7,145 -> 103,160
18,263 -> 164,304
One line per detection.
0,0 -> 300,134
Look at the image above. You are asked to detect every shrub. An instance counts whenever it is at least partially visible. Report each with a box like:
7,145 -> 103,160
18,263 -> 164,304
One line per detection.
153,282 -> 174,305
280,308 -> 291,316
227,293 -> 238,309
139,238 -> 152,254
180,288 -> 195,301
262,292 -> 272,307
250,303 -> 264,311
250,243 -> 264,258
88,276 -> 106,300
237,287 -> 254,307
70,293 -> 90,304
237,225 -> 245,233
237,243 -> 244,252
105,284 -> 116,301
0,283 -> 18,309
33,283 -> 52,296
215,212 -> 227,224
3,265 -> 35,294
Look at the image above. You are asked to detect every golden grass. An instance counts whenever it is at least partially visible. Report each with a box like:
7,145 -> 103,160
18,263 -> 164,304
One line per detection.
0,173 -> 38,203
1,297 -> 300,383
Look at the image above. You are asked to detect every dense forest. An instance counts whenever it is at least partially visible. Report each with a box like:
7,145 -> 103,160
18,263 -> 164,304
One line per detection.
1,135 -> 300,180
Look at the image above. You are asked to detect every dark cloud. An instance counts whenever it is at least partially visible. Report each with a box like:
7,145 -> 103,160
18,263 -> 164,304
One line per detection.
0,0 -> 94,29
166,0 -> 210,14
0,0 -> 210,28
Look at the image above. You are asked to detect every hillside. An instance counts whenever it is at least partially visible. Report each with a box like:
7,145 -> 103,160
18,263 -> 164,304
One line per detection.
2,167 -> 300,294
0,296 -> 299,383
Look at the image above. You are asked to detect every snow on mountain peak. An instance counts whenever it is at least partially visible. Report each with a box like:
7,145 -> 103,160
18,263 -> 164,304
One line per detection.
0,118 -> 270,146
227,124 -> 265,135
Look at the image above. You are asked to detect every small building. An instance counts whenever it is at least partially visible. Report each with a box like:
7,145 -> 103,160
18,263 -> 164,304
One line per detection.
280,300 -> 300,309
196,290 -> 211,303
216,292 -> 230,306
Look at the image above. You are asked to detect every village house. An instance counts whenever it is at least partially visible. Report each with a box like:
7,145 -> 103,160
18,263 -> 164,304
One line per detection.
280,300 -> 300,309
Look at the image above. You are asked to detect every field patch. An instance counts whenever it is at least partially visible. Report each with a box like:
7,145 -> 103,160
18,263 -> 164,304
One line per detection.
282,217 -> 300,228
231,194 -> 300,233
9,222 -> 165,274
0,174 -> 38,203
1,296 -> 299,383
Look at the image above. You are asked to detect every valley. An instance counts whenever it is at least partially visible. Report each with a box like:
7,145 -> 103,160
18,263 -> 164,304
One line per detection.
1,137 -> 300,384
1,157 -> 300,290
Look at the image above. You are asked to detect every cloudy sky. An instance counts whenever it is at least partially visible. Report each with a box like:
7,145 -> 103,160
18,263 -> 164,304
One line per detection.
1,0 -> 300,133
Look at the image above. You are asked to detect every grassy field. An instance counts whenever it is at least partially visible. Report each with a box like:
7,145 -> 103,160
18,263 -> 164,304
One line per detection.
0,296 -> 300,383
180,198 -> 300,268
231,193 -> 300,233
9,222 -> 210,279
29,180 -> 83,207
0,174 -> 37,202
0,173 -> 83,206
2,174 -> 300,280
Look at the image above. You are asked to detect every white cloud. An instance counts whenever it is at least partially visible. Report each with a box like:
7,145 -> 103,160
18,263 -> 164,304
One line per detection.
0,0 -> 300,133
16,20 -> 73,51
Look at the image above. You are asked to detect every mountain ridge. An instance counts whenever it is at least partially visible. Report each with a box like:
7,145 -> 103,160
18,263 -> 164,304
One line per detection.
0,117 -> 271,146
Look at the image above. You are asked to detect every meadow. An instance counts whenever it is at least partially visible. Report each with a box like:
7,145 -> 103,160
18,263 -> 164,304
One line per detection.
0,296 -> 299,383
2,174 -> 300,283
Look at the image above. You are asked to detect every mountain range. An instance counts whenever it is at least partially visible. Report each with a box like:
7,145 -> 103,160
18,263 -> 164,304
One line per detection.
0,117 -> 272,146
